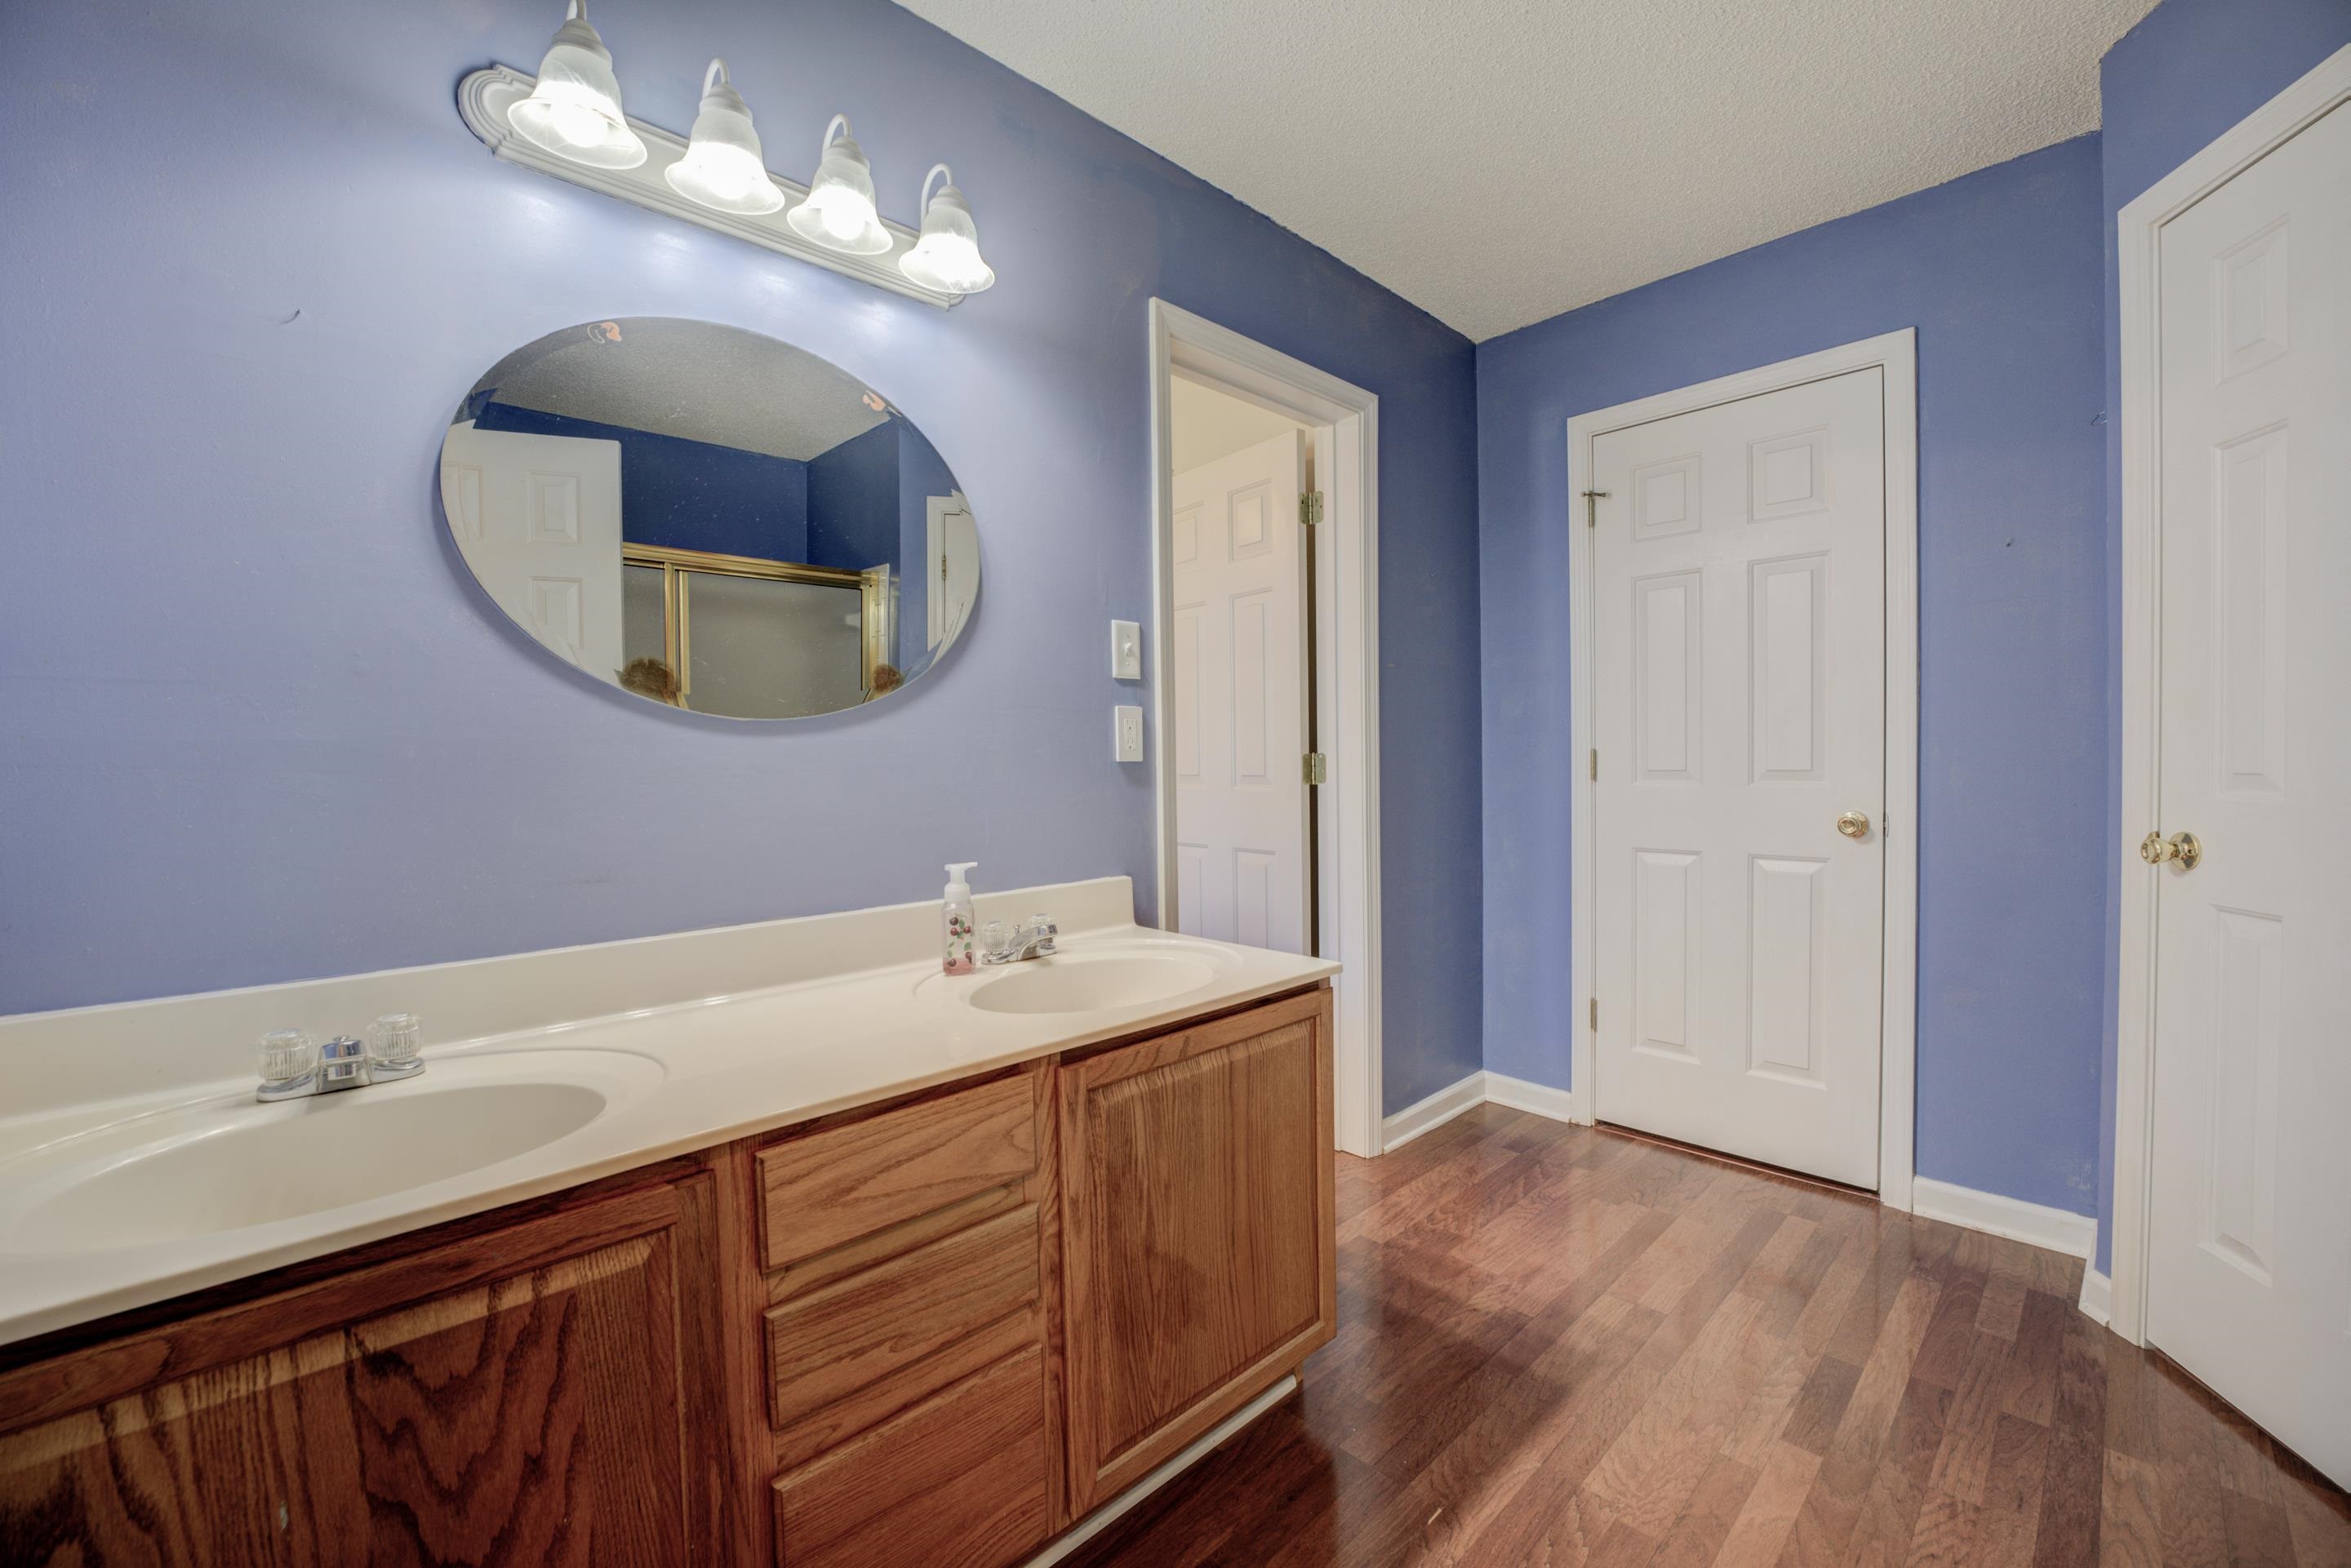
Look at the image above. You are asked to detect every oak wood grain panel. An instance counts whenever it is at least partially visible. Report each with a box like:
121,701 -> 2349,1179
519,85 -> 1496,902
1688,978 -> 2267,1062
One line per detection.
0,1181 -> 687,1436
1059,987 -> 1335,1513
765,1181 -> 1029,1304
764,1204 -> 1039,1430
771,1347 -> 1051,1568
0,1195 -> 702,1566
758,1071 -> 1037,1272
769,1304 -> 1039,1474
698,1143 -> 780,1566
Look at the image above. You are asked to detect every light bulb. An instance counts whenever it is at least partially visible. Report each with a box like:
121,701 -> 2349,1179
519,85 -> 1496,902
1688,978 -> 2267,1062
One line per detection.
786,115 -> 891,255
664,59 -> 784,215
508,0 -> 646,169
900,163 -> 996,293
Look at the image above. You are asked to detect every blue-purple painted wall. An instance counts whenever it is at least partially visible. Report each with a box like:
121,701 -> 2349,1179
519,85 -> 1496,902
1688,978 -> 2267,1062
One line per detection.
2091,0 -> 2351,1274
804,420 -> 901,573
474,402 -> 814,561
1475,137 -> 2110,1216
0,0 -> 1484,1114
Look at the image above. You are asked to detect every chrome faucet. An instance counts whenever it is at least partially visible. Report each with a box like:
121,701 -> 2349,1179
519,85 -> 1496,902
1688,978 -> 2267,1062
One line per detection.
256,1015 -> 425,1103
980,914 -> 1059,966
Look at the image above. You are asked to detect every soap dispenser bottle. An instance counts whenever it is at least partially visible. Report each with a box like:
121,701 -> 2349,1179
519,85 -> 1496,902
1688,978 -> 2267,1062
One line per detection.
942,862 -> 979,975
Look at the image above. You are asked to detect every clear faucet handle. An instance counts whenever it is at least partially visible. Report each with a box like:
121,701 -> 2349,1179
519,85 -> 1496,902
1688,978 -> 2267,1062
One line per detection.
258,1028 -> 317,1086
1028,913 -> 1057,952
370,1012 -> 422,1067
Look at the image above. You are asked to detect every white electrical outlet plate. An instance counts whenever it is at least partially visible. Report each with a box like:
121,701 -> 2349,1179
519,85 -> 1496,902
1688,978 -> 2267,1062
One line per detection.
1110,620 -> 1142,680
1113,705 -> 1144,762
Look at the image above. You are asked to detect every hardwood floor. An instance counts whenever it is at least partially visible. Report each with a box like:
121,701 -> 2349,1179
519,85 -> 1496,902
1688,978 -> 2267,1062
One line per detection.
1062,1105 -> 2351,1567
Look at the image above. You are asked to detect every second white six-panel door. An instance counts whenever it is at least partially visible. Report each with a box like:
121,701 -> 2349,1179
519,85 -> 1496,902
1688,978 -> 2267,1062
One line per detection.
1171,429 -> 1311,954
1592,369 -> 1887,1188
2144,94 -> 2350,1490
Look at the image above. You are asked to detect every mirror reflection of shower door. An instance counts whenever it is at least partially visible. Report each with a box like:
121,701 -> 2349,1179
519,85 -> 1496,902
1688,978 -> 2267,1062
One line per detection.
682,571 -> 865,719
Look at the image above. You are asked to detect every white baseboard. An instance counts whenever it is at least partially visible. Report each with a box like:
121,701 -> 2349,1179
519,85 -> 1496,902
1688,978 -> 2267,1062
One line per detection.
1910,1176 -> 2096,1260
1379,1069 -> 1587,1153
2078,1267 -> 2112,1327
1483,1071 -> 1580,1125
1379,1072 -> 1487,1152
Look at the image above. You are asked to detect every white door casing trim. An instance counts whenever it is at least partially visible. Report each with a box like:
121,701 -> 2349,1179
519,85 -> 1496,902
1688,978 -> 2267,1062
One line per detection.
1147,300 -> 1383,1159
2078,1268 -> 2113,1329
2109,40 -> 2351,1351
1567,329 -> 1920,1211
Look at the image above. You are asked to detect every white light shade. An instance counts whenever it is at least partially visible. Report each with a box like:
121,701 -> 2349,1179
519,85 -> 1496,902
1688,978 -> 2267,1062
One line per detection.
508,0 -> 647,169
899,163 -> 995,294
664,59 -> 784,215
785,115 -> 891,255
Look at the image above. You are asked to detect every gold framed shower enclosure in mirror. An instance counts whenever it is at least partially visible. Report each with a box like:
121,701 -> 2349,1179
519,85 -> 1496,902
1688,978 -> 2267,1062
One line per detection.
620,543 -> 894,717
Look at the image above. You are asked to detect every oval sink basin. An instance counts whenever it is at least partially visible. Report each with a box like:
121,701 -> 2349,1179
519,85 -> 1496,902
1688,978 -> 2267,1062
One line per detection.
2,1051 -> 660,1255
966,954 -> 1215,1015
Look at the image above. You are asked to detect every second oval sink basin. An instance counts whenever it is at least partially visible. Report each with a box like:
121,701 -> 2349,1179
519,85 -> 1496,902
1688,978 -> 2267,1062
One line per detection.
966,954 -> 1216,1015
1,1050 -> 661,1255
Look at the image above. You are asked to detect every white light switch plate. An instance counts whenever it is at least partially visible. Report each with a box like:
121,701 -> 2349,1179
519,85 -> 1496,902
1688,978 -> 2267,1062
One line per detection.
1110,620 -> 1141,680
1113,704 -> 1144,762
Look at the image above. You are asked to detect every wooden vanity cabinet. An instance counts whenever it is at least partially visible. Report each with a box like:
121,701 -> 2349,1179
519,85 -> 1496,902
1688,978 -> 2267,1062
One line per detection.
754,1061 -> 1063,1568
0,1159 -> 751,1567
1057,987 -> 1337,1513
0,984 -> 1335,1568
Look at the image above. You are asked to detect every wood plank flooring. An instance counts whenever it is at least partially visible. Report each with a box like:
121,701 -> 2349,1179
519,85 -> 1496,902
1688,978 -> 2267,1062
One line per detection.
1063,1105 -> 2351,1567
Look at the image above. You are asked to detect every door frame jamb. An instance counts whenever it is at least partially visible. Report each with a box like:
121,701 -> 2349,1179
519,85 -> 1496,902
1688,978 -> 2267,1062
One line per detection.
1566,328 -> 1920,1211
2109,40 -> 2351,1348
1147,299 -> 1384,1159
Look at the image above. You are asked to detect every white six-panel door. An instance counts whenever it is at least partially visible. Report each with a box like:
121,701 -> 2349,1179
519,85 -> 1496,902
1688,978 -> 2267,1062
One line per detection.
1592,370 -> 1887,1187
440,422 -> 624,681
1171,431 -> 1309,953
2145,97 -> 2350,1487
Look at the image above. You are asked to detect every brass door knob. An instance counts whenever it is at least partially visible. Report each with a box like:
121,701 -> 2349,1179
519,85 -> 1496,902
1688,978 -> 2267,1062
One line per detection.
1837,811 -> 1871,839
2140,830 -> 2202,870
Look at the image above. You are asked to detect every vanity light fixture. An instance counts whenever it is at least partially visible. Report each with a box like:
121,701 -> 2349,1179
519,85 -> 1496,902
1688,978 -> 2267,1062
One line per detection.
664,60 -> 786,215
786,116 -> 892,256
459,29 -> 993,304
900,165 -> 996,294
505,0 -> 647,170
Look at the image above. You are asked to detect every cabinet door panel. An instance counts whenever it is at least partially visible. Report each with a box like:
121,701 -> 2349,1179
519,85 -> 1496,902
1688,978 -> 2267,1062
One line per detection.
1060,988 -> 1335,1510
0,1189 -> 707,1567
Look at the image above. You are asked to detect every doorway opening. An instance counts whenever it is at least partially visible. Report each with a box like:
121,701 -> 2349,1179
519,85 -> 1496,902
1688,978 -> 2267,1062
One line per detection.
1148,301 -> 1383,1158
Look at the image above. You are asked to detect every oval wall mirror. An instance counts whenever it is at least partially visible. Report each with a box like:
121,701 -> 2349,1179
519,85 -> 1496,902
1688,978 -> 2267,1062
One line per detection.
439,318 -> 977,719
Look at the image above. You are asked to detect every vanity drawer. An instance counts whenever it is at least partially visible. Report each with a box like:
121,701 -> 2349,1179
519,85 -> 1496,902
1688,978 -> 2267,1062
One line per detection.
766,1202 -> 1040,1429
771,1345 -> 1051,1568
757,1071 -> 1038,1271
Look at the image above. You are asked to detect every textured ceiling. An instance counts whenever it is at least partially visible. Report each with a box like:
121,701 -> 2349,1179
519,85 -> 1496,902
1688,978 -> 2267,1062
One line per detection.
900,0 -> 2156,341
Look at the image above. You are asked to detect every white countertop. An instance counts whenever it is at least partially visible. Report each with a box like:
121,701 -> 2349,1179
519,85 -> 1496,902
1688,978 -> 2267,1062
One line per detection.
0,877 -> 1335,1348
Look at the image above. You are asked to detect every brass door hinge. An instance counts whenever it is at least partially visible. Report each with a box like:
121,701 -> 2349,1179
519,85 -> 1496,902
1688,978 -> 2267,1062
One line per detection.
1589,997 -> 1598,1032
1299,491 -> 1324,527
1590,748 -> 1598,781
1303,752 -> 1328,785
1580,488 -> 1609,528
